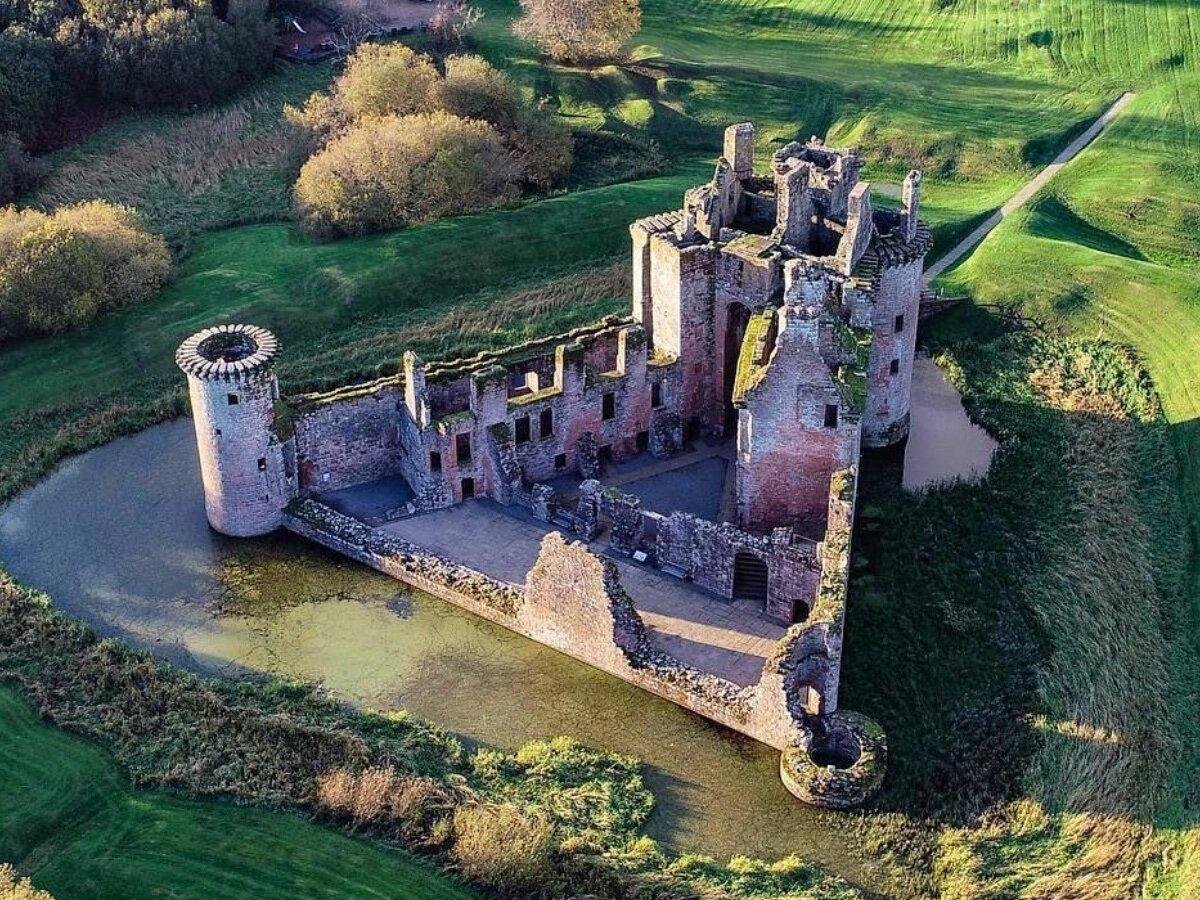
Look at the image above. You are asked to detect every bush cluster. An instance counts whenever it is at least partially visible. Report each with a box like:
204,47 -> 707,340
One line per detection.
288,44 -> 573,238
512,0 -> 641,64
0,864 -> 54,900
0,0 -> 274,158
0,201 -> 170,344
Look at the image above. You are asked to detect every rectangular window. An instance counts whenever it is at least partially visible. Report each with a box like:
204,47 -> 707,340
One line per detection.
894,313 -> 905,334
515,415 -> 531,444
636,430 -> 649,452
461,477 -> 475,500
890,358 -> 900,375
455,433 -> 472,465
257,457 -> 267,471
554,452 -> 567,470
429,451 -> 442,472
650,382 -> 662,408
599,444 -> 613,464
539,407 -> 553,439
824,404 -> 839,428
227,393 -> 239,405
602,392 -> 616,421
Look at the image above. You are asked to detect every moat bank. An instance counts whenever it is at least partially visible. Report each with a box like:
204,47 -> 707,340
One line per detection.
0,419 -> 887,886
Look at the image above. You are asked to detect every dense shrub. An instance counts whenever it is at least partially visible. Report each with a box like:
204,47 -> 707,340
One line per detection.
71,0 -> 275,108
339,42 -> 439,120
452,803 -> 558,896
0,26 -> 57,137
0,201 -> 170,343
0,864 -> 53,900
0,131 -> 43,204
294,111 -> 519,237
439,54 -> 572,188
512,0 -> 641,64
288,45 -> 571,236
0,0 -> 274,148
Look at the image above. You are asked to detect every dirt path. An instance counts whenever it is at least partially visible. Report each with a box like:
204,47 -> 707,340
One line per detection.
922,91 -> 1136,285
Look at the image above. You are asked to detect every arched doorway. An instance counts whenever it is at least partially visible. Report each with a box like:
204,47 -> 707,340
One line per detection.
723,303 -> 752,433
732,552 -> 769,604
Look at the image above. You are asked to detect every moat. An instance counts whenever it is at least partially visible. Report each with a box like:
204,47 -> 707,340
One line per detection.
0,357 -> 991,890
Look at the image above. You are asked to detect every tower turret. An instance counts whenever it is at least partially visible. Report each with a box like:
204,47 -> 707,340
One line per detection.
860,173 -> 934,447
176,324 -> 297,537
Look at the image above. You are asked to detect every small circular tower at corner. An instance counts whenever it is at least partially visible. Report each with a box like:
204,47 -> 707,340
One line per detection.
176,324 -> 295,537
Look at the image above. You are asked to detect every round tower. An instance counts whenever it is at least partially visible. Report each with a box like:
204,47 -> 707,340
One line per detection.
176,324 -> 295,537
861,171 -> 933,448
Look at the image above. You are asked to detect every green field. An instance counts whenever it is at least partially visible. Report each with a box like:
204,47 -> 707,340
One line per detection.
0,685 -> 476,899
3,0 -> 1200,895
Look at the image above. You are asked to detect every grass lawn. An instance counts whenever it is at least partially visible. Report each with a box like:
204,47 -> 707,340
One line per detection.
933,75 -> 1200,893
0,684 -> 476,899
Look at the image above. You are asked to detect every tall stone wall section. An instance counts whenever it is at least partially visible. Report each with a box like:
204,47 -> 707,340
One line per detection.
292,383 -> 405,493
859,204 -> 933,447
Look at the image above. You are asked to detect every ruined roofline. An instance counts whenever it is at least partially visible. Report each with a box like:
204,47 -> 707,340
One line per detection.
422,315 -> 637,380
286,315 -> 642,410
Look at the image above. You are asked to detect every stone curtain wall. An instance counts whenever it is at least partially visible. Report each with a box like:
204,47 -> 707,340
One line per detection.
653,512 -> 820,623
292,384 -> 406,493
284,499 -> 523,619
282,497 -> 862,753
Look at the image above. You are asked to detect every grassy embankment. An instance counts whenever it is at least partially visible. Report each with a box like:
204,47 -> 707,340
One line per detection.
929,78 -> 1200,895
0,684 -> 475,900
3,0 -> 1200,894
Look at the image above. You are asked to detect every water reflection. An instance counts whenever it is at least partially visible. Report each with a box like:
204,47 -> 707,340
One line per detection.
903,355 -> 997,490
0,419 -> 886,887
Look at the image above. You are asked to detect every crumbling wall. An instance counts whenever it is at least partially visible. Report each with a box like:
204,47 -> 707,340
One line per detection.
654,512 -> 820,623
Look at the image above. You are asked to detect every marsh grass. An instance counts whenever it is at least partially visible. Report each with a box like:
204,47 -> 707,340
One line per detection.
921,339 -> 1185,898
26,64 -> 331,252
833,333 -> 1191,898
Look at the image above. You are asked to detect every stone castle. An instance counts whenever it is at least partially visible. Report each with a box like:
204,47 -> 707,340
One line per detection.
177,123 -> 931,807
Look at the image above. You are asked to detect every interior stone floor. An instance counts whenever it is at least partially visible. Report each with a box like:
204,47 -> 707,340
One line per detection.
377,499 -> 784,687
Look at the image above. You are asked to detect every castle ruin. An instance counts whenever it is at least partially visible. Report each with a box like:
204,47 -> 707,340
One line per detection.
177,123 -> 931,807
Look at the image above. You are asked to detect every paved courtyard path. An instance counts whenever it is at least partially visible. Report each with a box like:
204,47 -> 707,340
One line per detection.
922,91 -> 1136,285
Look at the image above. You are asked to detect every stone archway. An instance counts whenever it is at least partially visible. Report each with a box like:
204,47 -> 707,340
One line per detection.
723,302 -> 752,433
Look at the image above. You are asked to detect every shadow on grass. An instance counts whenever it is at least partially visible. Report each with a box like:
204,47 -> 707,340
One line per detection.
1026,195 -> 1149,262
842,313 -> 1186,844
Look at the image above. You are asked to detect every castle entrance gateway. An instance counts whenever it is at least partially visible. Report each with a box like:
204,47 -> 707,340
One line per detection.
732,551 -> 769,604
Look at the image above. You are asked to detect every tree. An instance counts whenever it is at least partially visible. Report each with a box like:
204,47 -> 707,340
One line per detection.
53,0 -> 274,109
293,111 -> 520,238
0,201 -> 171,344
512,0 -> 640,64
439,54 -> 572,187
0,26 -> 57,137
336,42 -> 440,120
428,0 -> 483,52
